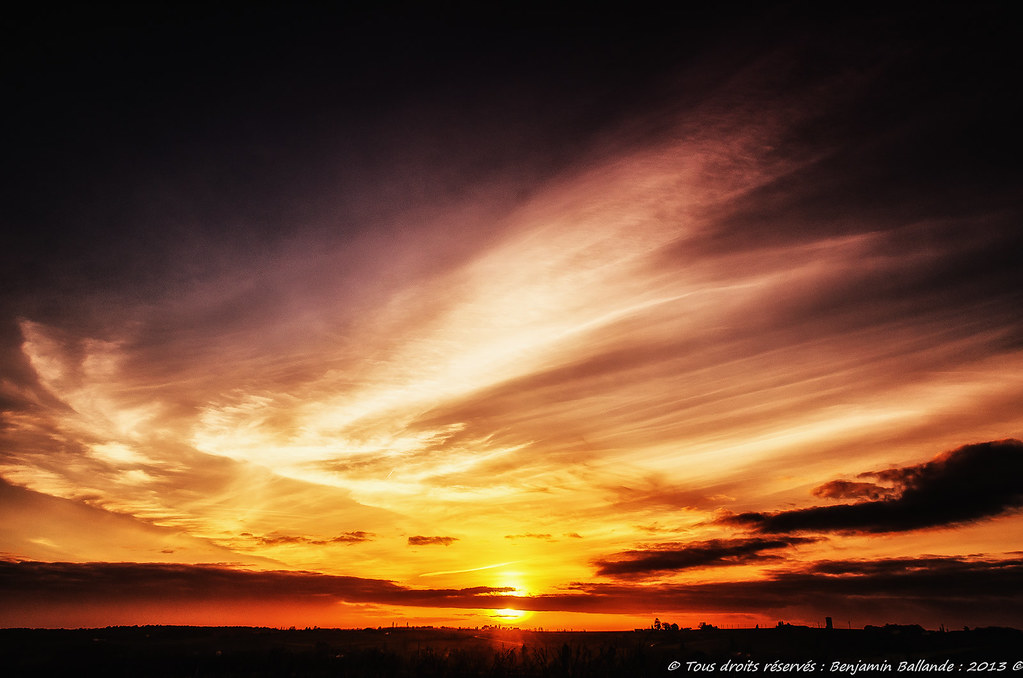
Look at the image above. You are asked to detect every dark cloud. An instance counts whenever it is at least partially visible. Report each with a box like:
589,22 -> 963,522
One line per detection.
726,440 -> 1023,534
2,556 -> 1022,627
243,531 -> 374,546
407,536 -> 458,546
532,556 -> 1023,627
0,561 -> 513,608
812,480 -> 894,501
241,534 -> 304,546
330,531 -> 375,544
593,537 -> 818,578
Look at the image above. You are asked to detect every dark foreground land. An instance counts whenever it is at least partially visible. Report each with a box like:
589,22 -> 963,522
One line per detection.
1,624 -> 1021,677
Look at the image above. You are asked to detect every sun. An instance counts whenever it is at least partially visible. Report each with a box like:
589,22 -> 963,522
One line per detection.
492,608 -> 529,623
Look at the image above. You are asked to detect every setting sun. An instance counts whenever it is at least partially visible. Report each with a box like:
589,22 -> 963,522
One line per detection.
492,609 -> 530,624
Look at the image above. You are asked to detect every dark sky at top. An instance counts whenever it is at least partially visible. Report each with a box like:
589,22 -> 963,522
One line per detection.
5,3 -> 1018,291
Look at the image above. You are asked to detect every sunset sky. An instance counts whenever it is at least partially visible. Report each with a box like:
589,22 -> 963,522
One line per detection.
2,4 -> 1021,631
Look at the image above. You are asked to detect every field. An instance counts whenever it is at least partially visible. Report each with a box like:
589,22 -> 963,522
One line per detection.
2,625 -> 1021,677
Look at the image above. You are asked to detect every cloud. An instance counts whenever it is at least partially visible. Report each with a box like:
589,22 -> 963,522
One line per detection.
811,480 -> 895,501
593,537 -> 819,578
243,531 -> 374,546
504,533 -> 553,541
0,477 -> 280,567
2,555 -> 1023,627
0,560 -> 514,607
534,556 -> 1023,626
609,478 -> 742,512
330,531 -> 375,544
725,440 -> 1023,534
407,536 -> 458,546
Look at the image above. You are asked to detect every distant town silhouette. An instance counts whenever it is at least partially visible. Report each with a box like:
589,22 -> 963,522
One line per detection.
2,622 -> 1020,677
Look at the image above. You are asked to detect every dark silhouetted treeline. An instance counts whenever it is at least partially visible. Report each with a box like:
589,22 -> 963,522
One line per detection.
1,625 -> 1020,677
